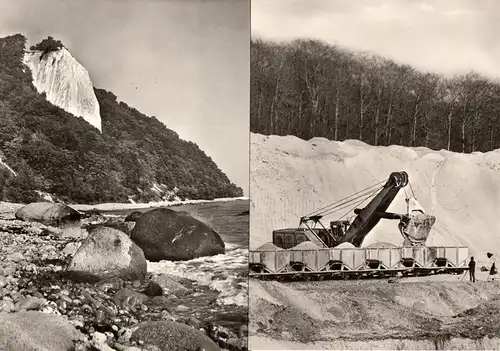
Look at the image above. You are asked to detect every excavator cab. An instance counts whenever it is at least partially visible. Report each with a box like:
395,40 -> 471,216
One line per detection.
330,220 -> 350,240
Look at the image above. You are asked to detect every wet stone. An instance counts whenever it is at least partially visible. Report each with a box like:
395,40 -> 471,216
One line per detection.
0,213 -> 248,350
145,281 -> 162,297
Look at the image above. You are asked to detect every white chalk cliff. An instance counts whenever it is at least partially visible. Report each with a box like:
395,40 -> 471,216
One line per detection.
22,47 -> 102,132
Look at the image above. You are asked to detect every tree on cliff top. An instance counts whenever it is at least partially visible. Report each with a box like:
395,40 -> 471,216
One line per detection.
30,36 -> 65,58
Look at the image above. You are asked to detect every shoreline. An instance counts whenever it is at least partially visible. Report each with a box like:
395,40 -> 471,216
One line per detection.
0,196 -> 249,214
72,196 -> 248,212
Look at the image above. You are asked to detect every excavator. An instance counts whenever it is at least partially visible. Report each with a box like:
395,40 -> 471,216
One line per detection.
249,171 -> 469,280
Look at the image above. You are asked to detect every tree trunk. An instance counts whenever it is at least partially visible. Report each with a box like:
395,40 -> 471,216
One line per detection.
346,117 -> 349,139
358,76 -> 367,141
471,123 -> 475,152
412,103 -> 419,146
447,110 -> 452,151
461,120 -> 466,153
471,111 -> 480,153
359,104 -> 364,141
490,125 -> 495,150
334,89 -> 340,140
296,98 -> 302,136
269,77 -> 280,134
257,90 -> 263,132
385,102 -> 393,144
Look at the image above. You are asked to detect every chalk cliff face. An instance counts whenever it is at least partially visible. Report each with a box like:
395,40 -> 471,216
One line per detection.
250,132 -> 500,258
22,48 -> 102,132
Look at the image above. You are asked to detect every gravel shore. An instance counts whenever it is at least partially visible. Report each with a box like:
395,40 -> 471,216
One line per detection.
0,204 -> 248,351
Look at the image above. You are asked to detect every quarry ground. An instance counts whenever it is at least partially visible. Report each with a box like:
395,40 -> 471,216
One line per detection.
249,132 -> 500,349
249,275 -> 500,350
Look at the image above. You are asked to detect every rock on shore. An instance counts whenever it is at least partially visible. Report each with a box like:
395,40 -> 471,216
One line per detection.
131,208 -> 225,261
66,226 -> 147,282
0,204 -> 248,351
15,202 -> 82,227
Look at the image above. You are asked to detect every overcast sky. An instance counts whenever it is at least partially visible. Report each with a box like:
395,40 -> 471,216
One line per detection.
0,0 -> 249,195
252,0 -> 500,80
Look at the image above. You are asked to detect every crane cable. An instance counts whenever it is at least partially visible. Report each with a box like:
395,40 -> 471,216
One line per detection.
319,186 -> 382,218
298,185 -> 381,231
306,179 -> 386,217
313,186 -> 383,217
408,181 -> 416,198
336,186 -> 383,221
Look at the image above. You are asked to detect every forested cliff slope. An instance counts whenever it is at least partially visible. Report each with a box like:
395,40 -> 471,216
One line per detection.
0,34 -> 242,204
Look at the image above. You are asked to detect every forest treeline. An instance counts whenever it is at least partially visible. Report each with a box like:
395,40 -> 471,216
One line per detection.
0,34 -> 243,204
251,38 -> 500,153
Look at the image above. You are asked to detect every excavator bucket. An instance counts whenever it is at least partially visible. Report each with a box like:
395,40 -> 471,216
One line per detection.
398,197 -> 435,246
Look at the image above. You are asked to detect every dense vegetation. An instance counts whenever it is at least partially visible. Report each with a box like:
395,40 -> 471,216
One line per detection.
0,34 -> 242,204
30,36 -> 64,59
251,38 -> 500,153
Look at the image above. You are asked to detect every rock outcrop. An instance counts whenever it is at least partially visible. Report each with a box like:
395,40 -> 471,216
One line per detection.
66,226 -> 147,282
15,202 -> 81,227
23,47 -> 102,132
130,208 -> 225,261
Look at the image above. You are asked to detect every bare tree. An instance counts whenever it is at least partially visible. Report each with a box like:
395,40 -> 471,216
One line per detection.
250,38 -> 500,155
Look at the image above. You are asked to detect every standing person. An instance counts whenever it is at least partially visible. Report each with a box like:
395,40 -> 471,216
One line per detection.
468,256 -> 476,283
487,253 -> 497,281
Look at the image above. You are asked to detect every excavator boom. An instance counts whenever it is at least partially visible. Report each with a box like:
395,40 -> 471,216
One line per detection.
249,170 -> 466,281
339,171 -> 408,247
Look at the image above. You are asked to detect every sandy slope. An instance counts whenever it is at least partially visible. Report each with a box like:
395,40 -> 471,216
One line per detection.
250,335 -> 500,351
249,279 -> 500,349
250,133 -> 500,261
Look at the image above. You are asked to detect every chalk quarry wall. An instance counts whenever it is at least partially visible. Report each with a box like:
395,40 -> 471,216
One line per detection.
250,132 -> 500,259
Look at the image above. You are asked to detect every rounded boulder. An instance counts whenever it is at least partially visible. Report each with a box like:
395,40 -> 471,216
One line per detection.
130,208 -> 225,261
66,226 -> 147,282
125,211 -> 143,222
0,311 -> 85,351
15,202 -> 81,227
87,222 -> 136,236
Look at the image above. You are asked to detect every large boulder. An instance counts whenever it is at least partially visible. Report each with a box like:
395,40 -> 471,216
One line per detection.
145,274 -> 189,296
86,222 -> 136,236
65,226 -> 147,282
125,211 -> 143,222
131,320 -> 221,351
0,311 -> 86,351
106,222 -> 136,236
130,208 -> 225,261
15,202 -> 81,226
